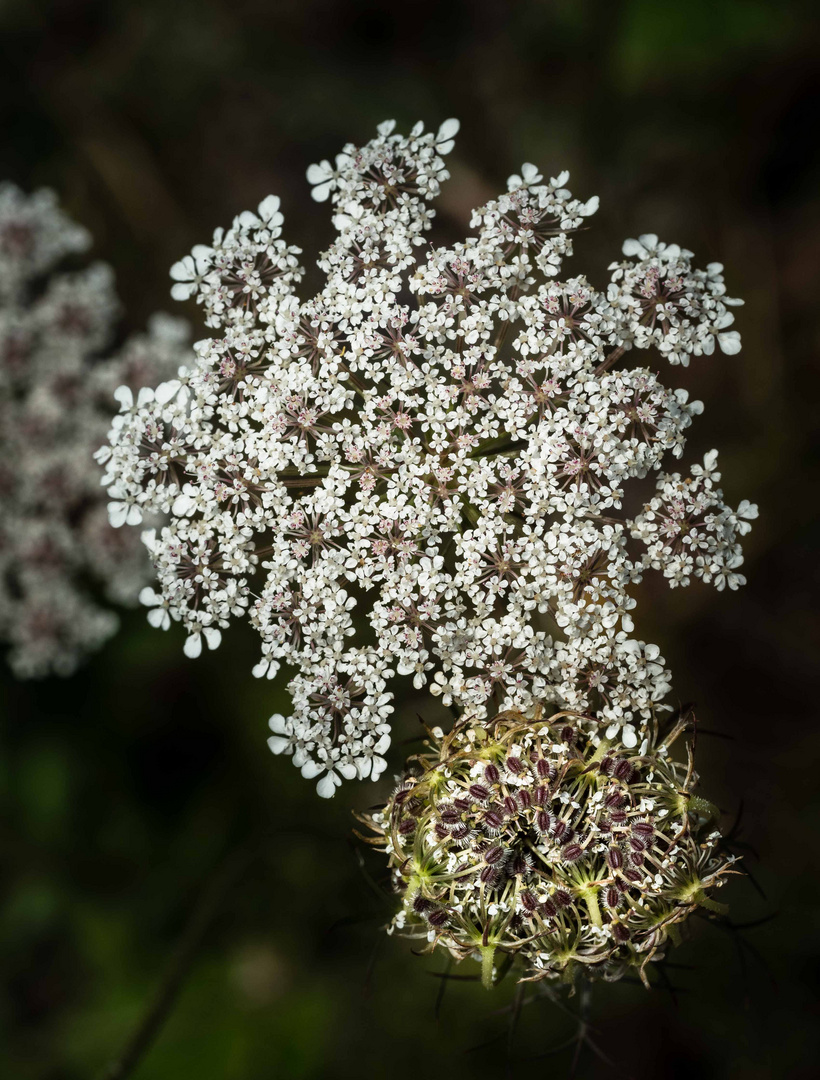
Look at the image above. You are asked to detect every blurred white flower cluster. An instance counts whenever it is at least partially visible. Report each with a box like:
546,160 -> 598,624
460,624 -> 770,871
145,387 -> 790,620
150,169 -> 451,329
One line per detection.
0,182 -> 190,677
98,120 -> 756,796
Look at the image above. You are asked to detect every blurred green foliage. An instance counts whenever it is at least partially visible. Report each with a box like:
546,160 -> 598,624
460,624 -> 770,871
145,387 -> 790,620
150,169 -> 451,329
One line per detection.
2,1 -> 820,1076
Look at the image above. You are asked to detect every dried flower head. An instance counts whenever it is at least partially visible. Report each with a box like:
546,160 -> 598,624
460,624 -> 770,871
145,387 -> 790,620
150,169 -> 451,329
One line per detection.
98,119 -> 755,794
0,182 -> 190,677
359,708 -> 735,989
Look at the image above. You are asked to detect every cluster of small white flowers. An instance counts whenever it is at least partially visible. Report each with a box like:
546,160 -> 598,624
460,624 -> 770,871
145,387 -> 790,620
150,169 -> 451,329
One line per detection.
98,120 -> 756,795
0,182 -> 190,677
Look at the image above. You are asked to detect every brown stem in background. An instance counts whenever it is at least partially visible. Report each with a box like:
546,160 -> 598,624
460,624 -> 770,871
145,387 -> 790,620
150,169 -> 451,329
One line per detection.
99,840 -> 257,1080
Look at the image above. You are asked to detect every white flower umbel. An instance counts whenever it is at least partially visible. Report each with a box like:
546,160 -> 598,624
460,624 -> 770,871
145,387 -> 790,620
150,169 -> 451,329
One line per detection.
99,120 -> 755,795
0,182 -> 191,677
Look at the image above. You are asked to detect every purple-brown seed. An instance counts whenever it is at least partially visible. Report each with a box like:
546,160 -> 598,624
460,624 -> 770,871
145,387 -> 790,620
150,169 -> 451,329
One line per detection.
533,784 -> 550,805
521,890 -> 538,912
607,847 -> 623,870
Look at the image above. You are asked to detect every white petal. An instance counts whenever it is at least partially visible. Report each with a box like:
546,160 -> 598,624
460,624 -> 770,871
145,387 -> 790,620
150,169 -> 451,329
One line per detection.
306,161 -> 333,184
113,385 -> 133,409
108,502 -> 128,528
269,714 -> 288,734
267,736 -> 289,755
300,760 -> 322,780
171,282 -> 196,301
236,210 -> 261,228
147,608 -> 169,629
169,256 -> 194,281
376,119 -> 397,136
202,627 -> 222,650
310,180 -> 334,203
370,757 -> 387,782
183,634 -> 202,659
154,379 -> 181,404
257,194 -> 280,221
737,500 -> 759,520
172,493 -> 193,517
579,195 -> 599,216
316,771 -> 341,798
718,330 -> 742,355
436,118 -> 460,142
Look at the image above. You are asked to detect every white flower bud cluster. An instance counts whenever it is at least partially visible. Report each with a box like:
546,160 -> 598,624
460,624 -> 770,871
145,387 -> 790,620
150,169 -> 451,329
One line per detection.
0,182 -> 190,677
98,120 -> 756,795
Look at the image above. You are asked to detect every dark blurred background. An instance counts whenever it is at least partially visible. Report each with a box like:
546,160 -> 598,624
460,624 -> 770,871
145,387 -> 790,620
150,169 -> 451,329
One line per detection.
1,1 -> 819,1076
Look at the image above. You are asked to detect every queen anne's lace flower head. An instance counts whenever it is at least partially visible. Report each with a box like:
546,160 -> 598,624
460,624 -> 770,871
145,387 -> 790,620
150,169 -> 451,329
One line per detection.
359,708 -> 735,988
99,120 -> 756,794
0,182 -> 191,677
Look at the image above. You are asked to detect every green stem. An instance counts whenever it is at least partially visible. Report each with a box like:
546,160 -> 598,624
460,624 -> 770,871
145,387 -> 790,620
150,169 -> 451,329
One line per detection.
580,887 -> 602,928
480,945 -> 496,990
